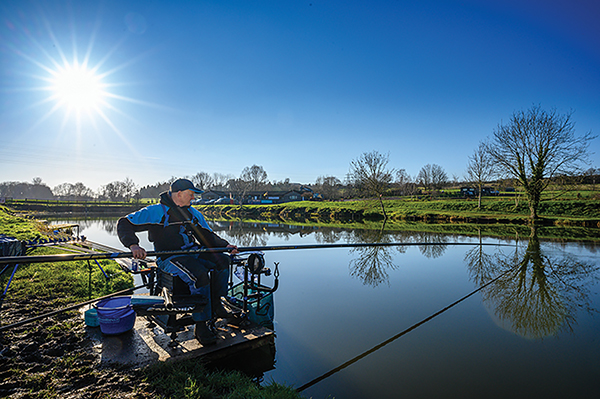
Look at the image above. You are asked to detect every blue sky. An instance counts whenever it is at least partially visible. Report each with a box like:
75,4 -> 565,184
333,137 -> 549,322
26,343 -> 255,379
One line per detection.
1,0 -> 599,191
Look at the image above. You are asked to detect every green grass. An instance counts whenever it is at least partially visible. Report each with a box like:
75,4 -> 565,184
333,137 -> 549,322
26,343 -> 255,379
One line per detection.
198,194 -> 600,224
2,246 -> 132,303
143,359 -> 301,399
0,205 -> 46,240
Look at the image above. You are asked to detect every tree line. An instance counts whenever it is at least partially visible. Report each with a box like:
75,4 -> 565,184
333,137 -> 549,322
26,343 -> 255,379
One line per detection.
1,106 -> 596,222
0,163 -> 464,203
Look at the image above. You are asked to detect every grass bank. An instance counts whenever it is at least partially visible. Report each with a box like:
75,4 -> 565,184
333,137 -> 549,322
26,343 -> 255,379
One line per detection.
0,205 -> 303,398
194,196 -> 600,242
198,196 -> 600,227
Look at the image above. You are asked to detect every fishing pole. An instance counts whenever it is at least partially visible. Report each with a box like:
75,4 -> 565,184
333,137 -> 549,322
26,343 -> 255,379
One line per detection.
0,242 -> 515,265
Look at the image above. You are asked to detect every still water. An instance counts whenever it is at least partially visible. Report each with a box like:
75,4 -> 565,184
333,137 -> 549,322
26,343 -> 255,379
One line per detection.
52,218 -> 600,398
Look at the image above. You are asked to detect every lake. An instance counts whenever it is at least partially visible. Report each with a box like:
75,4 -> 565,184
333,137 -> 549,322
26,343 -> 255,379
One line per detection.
51,218 -> 600,399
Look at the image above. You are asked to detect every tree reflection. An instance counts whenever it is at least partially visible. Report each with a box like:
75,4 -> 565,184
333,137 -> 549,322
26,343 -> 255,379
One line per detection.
220,220 -> 269,247
415,232 -> 450,259
347,229 -> 399,287
466,226 -> 599,339
314,228 -> 347,244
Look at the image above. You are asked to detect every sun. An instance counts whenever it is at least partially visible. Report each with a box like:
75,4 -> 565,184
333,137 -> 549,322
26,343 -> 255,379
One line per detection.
51,61 -> 106,112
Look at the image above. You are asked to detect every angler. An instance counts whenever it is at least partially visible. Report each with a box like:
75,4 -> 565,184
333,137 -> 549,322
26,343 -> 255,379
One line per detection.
117,178 -> 238,345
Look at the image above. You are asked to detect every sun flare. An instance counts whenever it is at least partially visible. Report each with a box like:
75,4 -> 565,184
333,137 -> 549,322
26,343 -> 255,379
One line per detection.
51,62 -> 106,112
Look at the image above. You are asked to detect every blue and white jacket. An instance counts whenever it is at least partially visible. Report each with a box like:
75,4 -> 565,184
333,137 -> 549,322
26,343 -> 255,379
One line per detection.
117,191 -> 229,257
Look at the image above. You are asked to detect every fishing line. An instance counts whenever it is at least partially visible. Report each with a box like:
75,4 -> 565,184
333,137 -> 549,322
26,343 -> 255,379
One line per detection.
296,262 -> 520,393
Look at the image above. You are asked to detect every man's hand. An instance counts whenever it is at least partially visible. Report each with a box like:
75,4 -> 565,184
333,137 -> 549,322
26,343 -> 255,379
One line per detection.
227,244 -> 239,255
130,244 -> 147,259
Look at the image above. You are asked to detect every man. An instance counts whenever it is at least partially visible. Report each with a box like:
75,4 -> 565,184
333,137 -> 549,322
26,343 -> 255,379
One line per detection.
117,178 -> 237,345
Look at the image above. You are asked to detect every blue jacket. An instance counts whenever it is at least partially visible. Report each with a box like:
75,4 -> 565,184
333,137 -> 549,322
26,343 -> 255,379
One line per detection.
117,191 -> 229,256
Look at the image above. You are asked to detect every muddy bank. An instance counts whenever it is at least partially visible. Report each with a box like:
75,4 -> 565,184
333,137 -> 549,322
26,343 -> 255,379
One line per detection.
0,297 -> 153,398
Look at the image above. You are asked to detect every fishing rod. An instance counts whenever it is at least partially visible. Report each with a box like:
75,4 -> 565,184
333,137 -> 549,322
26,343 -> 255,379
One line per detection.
0,242 -> 515,265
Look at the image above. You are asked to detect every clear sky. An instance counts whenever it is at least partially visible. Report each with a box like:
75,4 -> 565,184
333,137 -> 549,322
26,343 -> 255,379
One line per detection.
1,0 -> 599,191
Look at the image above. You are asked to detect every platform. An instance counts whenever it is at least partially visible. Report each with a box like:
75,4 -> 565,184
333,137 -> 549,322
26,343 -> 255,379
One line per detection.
84,308 -> 275,369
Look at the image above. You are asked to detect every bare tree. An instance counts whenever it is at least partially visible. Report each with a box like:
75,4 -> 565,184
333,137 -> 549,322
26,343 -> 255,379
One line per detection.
122,177 -> 138,202
487,105 -> 595,222
347,151 -> 394,218
315,175 -> 342,200
99,178 -> 138,202
53,182 -> 94,200
191,171 -> 214,191
394,169 -> 412,196
466,140 -> 497,208
227,178 -> 251,207
417,164 -> 448,194
99,182 -> 122,201
212,173 -> 234,190
240,165 -> 269,192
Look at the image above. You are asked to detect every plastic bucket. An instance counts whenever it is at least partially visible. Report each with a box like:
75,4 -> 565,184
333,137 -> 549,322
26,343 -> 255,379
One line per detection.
95,296 -> 136,335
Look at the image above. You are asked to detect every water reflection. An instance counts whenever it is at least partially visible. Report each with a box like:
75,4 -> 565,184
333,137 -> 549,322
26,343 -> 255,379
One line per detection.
466,226 -> 600,339
414,231 -> 450,259
347,229 -> 400,287
52,217 -> 119,237
219,220 -> 269,247
54,218 -> 458,288
345,228 -> 455,287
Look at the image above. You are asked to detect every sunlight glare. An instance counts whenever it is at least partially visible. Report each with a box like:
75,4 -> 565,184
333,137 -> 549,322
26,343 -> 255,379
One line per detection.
51,61 -> 105,111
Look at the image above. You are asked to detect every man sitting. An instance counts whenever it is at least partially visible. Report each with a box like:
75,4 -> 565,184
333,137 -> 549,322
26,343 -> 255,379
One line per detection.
117,178 -> 237,345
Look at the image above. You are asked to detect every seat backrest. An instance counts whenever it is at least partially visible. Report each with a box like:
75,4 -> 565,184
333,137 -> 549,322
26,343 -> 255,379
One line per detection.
156,268 -> 191,295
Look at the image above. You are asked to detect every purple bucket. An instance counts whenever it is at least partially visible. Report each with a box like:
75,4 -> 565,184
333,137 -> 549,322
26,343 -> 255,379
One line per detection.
95,296 -> 136,335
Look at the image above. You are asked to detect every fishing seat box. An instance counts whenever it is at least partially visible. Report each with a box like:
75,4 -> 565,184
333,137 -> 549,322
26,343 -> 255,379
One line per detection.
155,268 -> 191,296
154,269 -> 209,309
146,269 -> 207,335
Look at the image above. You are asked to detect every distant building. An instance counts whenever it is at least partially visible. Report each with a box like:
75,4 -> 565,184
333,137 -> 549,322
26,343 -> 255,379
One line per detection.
243,190 -> 304,204
200,190 -> 229,201
198,189 -> 305,204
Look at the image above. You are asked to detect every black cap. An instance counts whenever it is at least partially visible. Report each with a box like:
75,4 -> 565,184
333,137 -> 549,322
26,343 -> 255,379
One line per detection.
170,178 -> 204,194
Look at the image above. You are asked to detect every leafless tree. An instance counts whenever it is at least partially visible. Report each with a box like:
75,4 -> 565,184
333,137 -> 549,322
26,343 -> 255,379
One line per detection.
122,177 -> 137,201
466,140 -> 497,208
240,165 -> 269,192
53,182 -> 94,200
394,169 -> 413,196
315,175 -> 342,200
417,163 -> 448,193
191,171 -> 214,191
99,178 -> 137,202
487,105 -> 595,222
347,151 -> 395,218
212,173 -> 234,190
